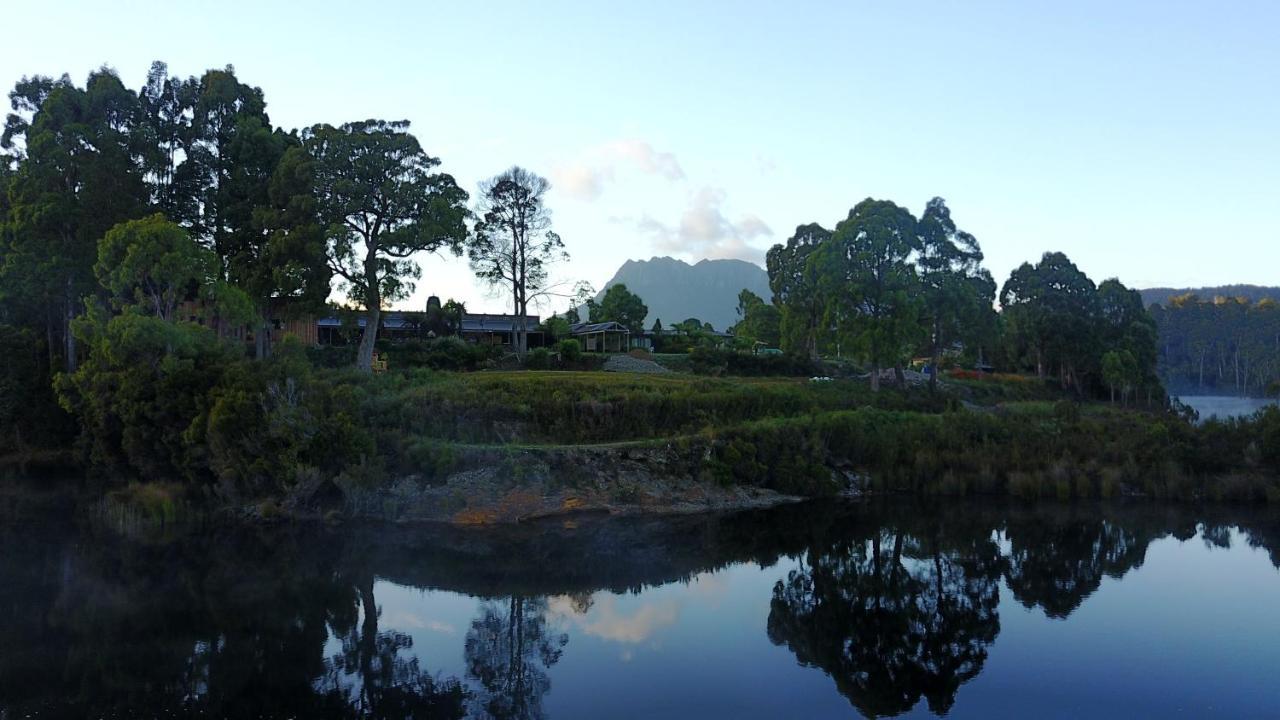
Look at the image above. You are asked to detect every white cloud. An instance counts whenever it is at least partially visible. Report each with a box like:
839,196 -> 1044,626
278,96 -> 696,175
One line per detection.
552,139 -> 685,201
548,593 -> 680,644
632,186 -> 773,263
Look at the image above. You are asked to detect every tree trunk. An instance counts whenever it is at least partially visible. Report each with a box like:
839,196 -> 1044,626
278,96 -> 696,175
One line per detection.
870,365 -> 880,392
359,576 -> 378,711
357,307 -> 379,372
894,363 -> 906,386
929,340 -> 940,393
256,312 -> 271,360
63,276 -> 77,373
357,249 -> 381,373
1035,347 -> 1044,380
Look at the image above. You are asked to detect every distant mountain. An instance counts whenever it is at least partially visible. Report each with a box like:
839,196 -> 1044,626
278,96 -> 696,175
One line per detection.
1140,285 -> 1280,308
597,257 -> 771,331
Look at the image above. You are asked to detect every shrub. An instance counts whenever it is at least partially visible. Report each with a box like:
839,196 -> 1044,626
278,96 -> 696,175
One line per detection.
688,346 -> 822,377
525,347 -> 552,370
558,339 -> 582,364
380,337 -> 502,371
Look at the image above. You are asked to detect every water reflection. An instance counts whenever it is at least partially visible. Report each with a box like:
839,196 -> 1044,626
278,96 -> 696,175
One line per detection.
0,499 -> 1276,717
465,596 -> 566,720
768,512 -> 1003,717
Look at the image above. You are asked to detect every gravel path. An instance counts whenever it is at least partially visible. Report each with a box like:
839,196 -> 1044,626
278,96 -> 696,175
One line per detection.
603,354 -> 672,374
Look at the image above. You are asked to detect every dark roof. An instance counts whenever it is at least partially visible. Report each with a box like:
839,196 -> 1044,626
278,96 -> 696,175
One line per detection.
462,313 -> 541,333
318,312 -> 540,332
569,321 -> 630,334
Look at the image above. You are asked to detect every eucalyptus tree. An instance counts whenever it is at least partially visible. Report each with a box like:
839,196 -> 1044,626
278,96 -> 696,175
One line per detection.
1000,252 -> 1098,392
233,143 -> 332,358
590,283 -> 648,333
731,289 -> 781,348
916,197 -> 995,391
1097,278 -> 1159,402
814,199 -> 922,390
137,61 -> 196,214
766,223 -> 830,358
305,120 -> 469,372
468,166 -> 566,353
1,69 -> 148,372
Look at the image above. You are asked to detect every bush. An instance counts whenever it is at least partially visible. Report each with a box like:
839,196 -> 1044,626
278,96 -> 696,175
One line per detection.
379,337 -> 501,371
525,347 -> 552,370
688,346 -> 822,377
557,339 -> 582,364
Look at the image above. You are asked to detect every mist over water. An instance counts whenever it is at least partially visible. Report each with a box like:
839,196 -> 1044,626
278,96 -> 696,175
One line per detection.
1177,395 -> 1278,422
2,499 -> 1278,718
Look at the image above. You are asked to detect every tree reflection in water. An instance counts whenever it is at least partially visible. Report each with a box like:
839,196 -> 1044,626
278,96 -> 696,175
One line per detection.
464,596 -> 567,720
767,517 -> 1002,717
0,499 -> 1276,718
319,574 -> 468,718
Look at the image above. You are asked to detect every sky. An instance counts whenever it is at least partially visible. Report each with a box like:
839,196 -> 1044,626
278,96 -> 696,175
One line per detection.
3,1 -> 1277,314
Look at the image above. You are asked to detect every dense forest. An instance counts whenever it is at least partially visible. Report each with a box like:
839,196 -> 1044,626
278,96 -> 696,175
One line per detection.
1151,295 -> 1280,397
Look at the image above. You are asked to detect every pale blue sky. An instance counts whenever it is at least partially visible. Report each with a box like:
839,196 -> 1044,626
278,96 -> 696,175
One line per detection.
4,1 -> 1277,313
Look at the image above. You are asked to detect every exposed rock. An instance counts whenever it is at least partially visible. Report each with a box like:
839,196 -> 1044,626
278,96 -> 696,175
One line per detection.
337,442 -> 802,524
603,354 -> 672,374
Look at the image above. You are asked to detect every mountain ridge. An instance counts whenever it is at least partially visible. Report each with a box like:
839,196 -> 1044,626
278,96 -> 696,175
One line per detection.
597,256 -> 770,331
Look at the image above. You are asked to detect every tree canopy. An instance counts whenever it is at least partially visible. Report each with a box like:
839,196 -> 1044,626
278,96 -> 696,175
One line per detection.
305,119 -> 469,371
468,166 -> 567,353
589,283 -> 648,334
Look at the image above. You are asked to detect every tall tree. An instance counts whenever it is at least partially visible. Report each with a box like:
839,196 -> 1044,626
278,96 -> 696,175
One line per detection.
1000,252 -> 1098,392
468,166 -> 566,354
590,283 -> 648,333
767,223 -> 830,358
1,68 -> 149,372
305,120 -> 468,372
137,61 -> 196,214
815,199 -> 922,390
916,197 -> 995,391
731,288 -> 781,348
236,143 -> 332,358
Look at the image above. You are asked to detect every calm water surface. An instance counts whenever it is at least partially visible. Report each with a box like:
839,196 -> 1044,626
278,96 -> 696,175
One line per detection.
2,499 -> 1278,719
1177,394 -> 1277,421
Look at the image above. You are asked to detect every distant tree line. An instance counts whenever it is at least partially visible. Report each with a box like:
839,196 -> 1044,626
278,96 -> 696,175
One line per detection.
760,197 -> 1161,400
1151,295 -> 1280,397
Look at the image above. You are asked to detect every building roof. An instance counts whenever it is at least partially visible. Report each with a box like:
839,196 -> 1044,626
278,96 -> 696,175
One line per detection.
318,311 -> 540,332
462,313 -> 541,333
569,321 -> 630,334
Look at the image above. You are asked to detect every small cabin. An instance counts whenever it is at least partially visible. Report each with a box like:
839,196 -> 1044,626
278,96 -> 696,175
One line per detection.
569,321 -> 631,353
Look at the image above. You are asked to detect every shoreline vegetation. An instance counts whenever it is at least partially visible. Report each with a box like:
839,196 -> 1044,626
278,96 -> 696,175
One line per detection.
5,366 -> 1279,526
1,62 -> 1278,526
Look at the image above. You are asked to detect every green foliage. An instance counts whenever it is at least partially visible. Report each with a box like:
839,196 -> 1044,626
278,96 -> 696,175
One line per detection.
468,167 -> 565,353
688,346 -> 822,377
917,198 -> 997,389
541,314 -> 571,342
1151,295 -> 1280,396
525,347 -> 552,370
96,214 -> 217,320
767,223 -> 830,358
305,119 -> 469,371
557,338 -> 582,364
730,289 -> 781,347
814,199 -> 923,386
590,283 -> 648,333
57,310 -> 238,480
377,337 -> 501,371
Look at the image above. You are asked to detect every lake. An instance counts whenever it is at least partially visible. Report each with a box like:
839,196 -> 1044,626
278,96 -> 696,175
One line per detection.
1177,394 -> 1278,421
1,499 -> 1278,719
